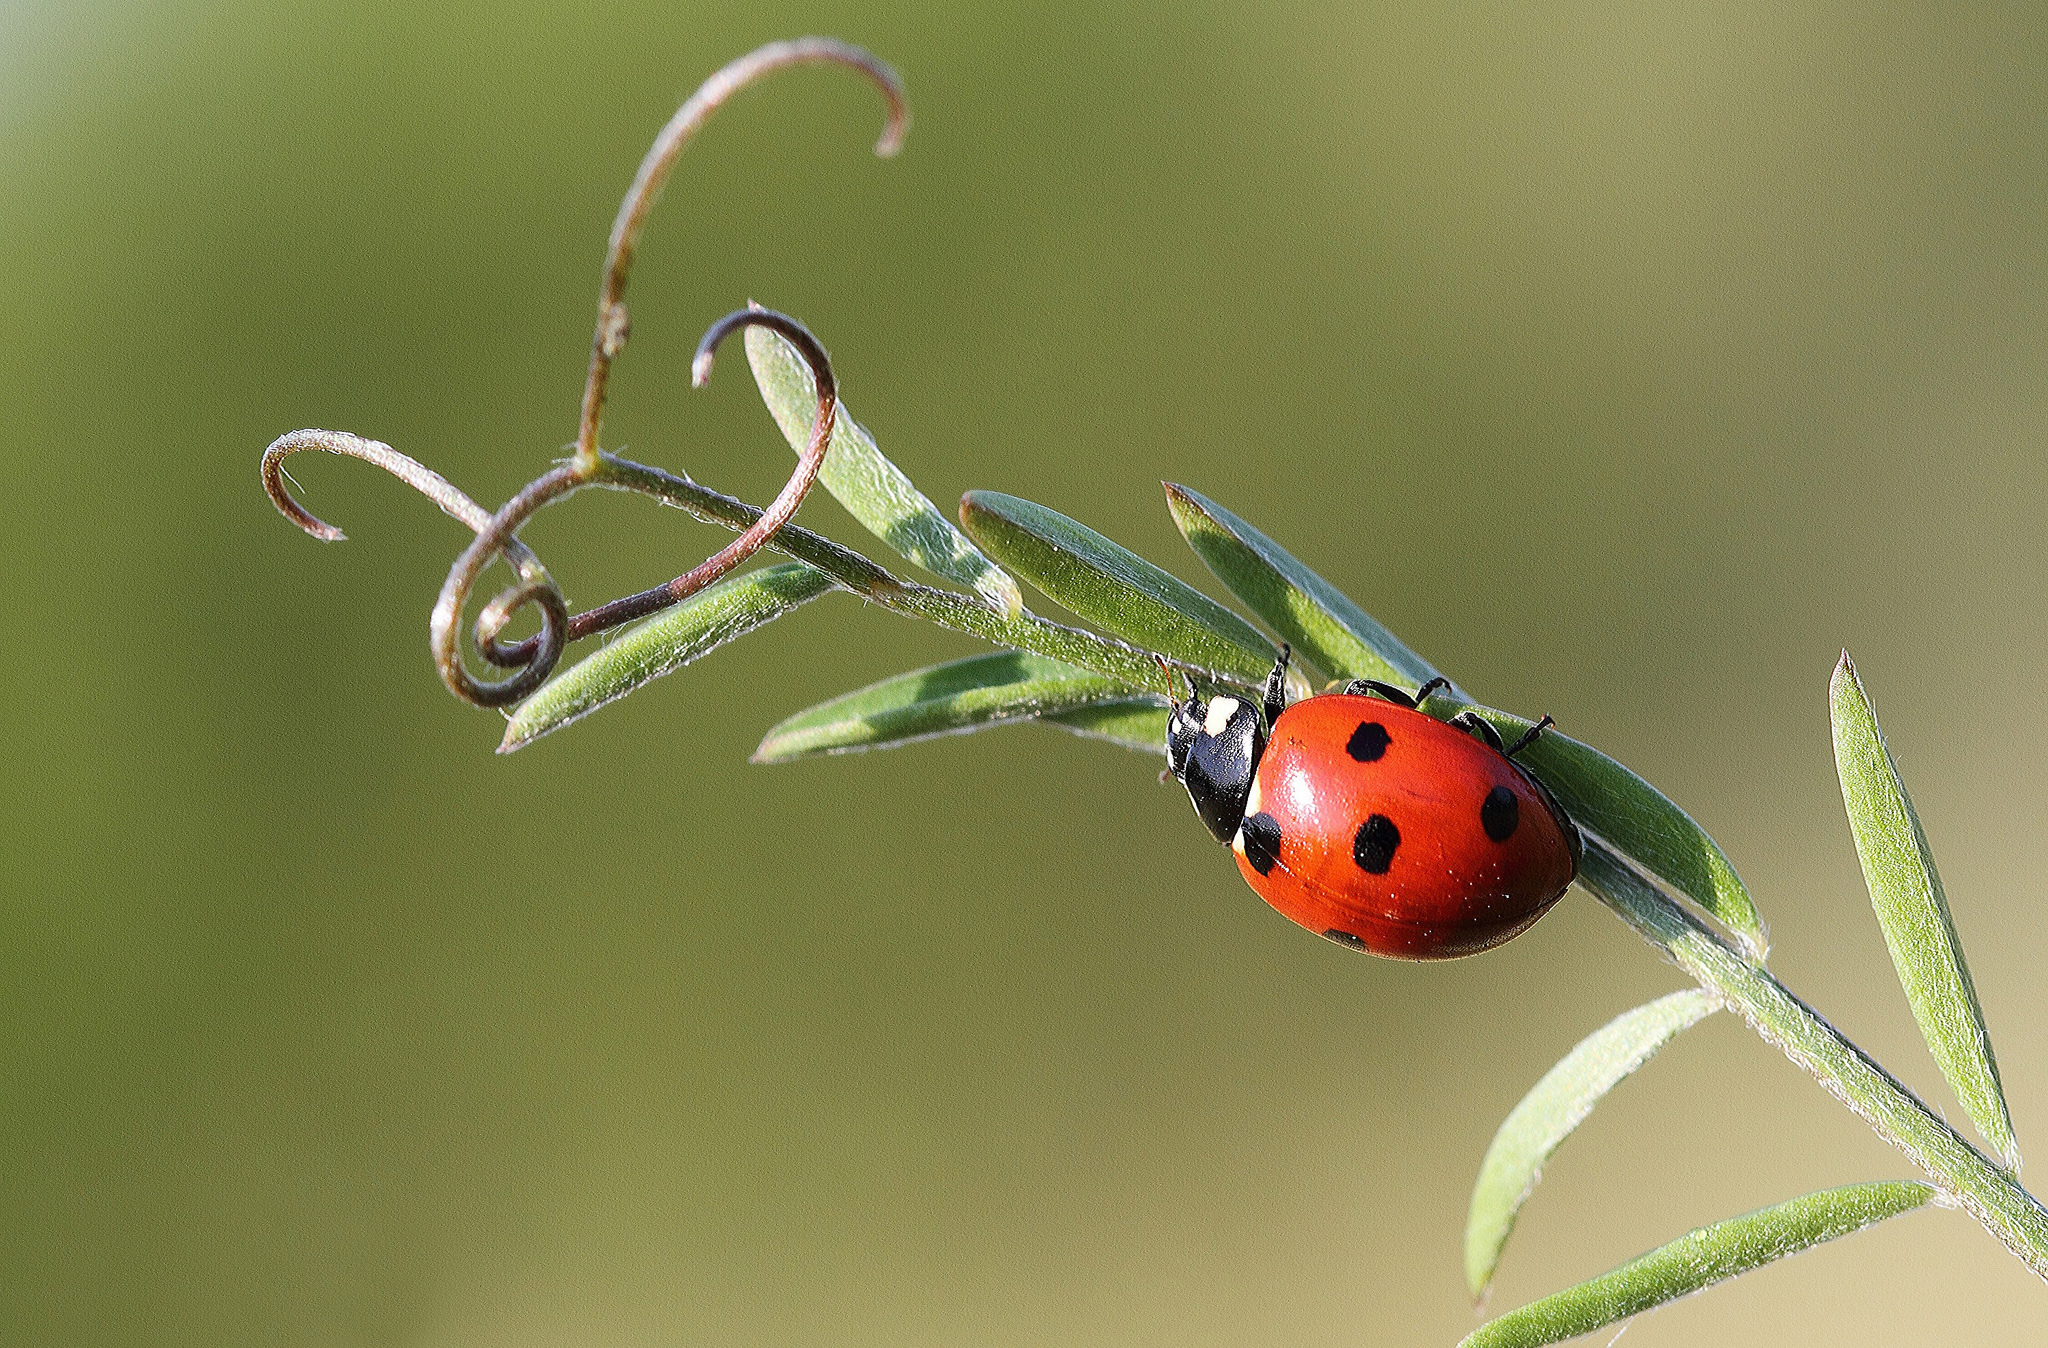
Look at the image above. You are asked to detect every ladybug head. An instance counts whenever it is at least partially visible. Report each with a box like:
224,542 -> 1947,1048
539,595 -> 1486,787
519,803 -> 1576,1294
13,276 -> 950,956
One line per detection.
1166,689 -> 1268,845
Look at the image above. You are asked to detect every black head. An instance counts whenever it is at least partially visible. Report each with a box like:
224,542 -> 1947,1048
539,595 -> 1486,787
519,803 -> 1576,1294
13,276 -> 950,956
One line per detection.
1166,689 -> 1268,843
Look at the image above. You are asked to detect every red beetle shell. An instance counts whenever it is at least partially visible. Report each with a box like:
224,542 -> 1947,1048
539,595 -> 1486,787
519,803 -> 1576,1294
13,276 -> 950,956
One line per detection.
1232,695 -> 1576,959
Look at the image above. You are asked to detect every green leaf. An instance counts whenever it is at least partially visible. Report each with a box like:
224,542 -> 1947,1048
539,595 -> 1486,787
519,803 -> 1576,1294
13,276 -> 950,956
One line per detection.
1462,1182 -> 1937,1348
500,562 -> 836,751
752,649 -> 1159,763
1163,482 -> 1445,688
747,324 -> 1023,618
1041,700 -> 1169,755
958,490 -> 1282,691
1465,990 -> 1718,1303
1831,652 -> 2018,1170
1459,706 -> 1768,961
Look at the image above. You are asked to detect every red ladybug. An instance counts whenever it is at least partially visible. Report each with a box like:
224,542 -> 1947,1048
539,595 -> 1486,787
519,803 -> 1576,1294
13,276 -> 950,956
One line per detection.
1166,647 -> 1579,958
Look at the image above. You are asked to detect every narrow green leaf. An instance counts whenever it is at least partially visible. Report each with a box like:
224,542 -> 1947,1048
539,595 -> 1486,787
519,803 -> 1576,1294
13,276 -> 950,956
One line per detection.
500,562 -> 835,751
958,490 -> 1282,691
1463,1181 -> 1938,1348
1831,652 -> 2017,1170
1041,700 -> 1169,755
1459,706 -> 1767,961
1465,990 -> 1718,1302
752,649 -> 1160,763
1163,482 -> 1444,688
747,325 -> 1023,618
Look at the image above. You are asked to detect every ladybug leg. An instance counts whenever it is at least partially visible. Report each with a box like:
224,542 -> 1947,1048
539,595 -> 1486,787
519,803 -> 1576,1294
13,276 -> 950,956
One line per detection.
1503,714 -> 1556,759
1340,676 -> 1451,709
1446,711 -> 1507,753
1341,678 -> 1418,708
1262,643 -> 1292,729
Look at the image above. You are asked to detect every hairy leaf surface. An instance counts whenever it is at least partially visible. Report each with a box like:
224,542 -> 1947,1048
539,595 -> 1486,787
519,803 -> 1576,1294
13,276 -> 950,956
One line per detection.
1463,1182 -> 1937,1347
1466,990 -> 1719,1301
501,563 -> 835,751
1832,652 -> 2017,1170
748,325 -> 1022,617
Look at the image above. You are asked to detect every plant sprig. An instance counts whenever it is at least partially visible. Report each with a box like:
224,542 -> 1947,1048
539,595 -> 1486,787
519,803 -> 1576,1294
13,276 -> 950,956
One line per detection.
260,38 -> 2045,1344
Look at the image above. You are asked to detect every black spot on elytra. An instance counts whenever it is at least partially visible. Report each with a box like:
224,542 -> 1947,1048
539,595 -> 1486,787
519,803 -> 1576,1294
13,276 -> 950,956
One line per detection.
1352,813 -> 1400,874
1240,812 -> 1282,876
1323,929 -> 1370,951
1481,785 -> 1520,842
1346,721 -> 1391,762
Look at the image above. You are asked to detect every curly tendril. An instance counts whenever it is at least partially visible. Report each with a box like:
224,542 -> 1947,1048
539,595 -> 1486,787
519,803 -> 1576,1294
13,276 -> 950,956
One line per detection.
261,38 -> 901,709
462,308 -> 838,679
574,36 -> 904,470
262,429 -> 576,702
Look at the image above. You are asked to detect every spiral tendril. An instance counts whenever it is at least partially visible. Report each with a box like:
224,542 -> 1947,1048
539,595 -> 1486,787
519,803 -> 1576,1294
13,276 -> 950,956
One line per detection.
262,39 -> 900,711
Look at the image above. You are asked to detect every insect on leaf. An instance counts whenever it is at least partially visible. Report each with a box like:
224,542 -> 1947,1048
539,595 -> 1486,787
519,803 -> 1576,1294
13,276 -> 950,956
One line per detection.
1462,1181 -> 1938,1348
747,324 -> 1023,618
753,649 -> 1161,763
1830,652 -> 2018,1170
1460,706 -> 1768,960
500,562 -> 836,751
958,490 -> 1283,693
1465,989 -> 1719,1303
1157,486 -> 1766,956
1163,482 -> 1445,690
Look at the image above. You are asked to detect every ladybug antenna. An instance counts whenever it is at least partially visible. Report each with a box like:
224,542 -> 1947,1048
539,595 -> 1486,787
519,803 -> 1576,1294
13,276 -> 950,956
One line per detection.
1154,654 -> 1193,703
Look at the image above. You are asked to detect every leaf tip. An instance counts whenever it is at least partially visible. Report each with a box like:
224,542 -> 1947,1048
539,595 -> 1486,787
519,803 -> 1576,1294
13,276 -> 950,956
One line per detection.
1160,480 -> 1204,526
957,491 -> 1002,544
1465,1253 -> 1495,1309
984,582 -> 1025,620
1831,648 -> 1862,695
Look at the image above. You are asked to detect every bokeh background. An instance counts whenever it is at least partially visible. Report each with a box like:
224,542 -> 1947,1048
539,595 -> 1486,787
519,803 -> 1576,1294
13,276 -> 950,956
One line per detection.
7,2 -> 2047,1344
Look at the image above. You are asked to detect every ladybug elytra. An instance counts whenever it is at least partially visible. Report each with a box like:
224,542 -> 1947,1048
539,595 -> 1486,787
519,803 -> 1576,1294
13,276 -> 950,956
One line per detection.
1166,648 -> 1580,958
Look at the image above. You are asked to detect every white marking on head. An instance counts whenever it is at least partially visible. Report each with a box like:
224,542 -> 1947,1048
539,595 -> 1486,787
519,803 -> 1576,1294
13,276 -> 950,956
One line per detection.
1245,776 -> 1263,818
1231,825 -> 1246,854
1204,697 -> 1241,737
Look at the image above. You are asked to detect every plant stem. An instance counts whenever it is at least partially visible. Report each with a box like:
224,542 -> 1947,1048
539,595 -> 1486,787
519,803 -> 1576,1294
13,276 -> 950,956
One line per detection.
592,453 -> 1251,700
1580,839 -> 2048,1280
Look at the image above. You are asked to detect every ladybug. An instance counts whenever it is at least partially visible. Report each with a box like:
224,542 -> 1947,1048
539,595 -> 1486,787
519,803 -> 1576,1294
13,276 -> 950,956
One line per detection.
1165,646 -> 1580,959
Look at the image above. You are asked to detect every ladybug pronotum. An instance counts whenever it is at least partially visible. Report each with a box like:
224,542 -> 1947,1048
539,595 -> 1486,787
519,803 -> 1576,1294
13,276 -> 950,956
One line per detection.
1166,647 -> 1580,958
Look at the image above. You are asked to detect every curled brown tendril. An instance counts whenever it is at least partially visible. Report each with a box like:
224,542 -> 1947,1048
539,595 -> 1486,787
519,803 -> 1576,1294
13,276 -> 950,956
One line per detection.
262,428 -> 577,700
427,304 -> 835,706
263,39 -> 901,709
574,36 -> 904,471
468,308 -> 838,676
261,429 -> 529,560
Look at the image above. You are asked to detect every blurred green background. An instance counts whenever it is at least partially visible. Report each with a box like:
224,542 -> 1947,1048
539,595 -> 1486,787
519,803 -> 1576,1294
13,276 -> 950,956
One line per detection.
6,2 -> 2047,1343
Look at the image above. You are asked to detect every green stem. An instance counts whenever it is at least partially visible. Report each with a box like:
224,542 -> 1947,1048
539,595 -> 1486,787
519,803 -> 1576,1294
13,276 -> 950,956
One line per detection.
592,453 -> 1251,700
1580,839 -> 2048,1280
